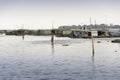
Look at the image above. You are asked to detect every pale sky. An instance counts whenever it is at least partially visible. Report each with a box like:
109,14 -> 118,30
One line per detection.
0,0 -> 120,29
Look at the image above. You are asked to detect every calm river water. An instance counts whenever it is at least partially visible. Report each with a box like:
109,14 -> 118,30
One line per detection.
0,36 -> 120,80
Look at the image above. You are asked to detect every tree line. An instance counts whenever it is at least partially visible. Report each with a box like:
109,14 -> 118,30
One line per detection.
58,24 -> 120,30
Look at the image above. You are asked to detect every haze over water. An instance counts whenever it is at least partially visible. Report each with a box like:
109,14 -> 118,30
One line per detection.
0,0 -> 120,29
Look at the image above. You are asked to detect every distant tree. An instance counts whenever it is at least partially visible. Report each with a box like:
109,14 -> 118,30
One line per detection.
58,23 -> 120,30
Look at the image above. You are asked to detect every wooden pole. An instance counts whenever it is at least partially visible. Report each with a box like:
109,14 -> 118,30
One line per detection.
22,31 -> 25,40
22,25 -> 25,40
51,21 -> 54,46
91,35 -> 95,58
90,17 -> 95,58
51,21 -> 55,60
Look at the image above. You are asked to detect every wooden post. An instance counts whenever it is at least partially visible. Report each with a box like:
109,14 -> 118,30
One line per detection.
51,21 -> 55,60
51,32 -> 54,46
22,25 -> 25,40
91,35 -> 95,58
90,17 -> 95,58
51,21 -> 54,46
22,30 -> 25,40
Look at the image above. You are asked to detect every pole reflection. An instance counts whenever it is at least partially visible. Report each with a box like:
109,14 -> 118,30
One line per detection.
51,42 -> 55,60
51,29 -> 55,61
91,50 -> 95,71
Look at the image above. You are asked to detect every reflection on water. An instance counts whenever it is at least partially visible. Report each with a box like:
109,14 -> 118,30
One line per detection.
118,43 -> 120,52
91,52 -> 95,70
51,34 -> 55,61
51,42 -> 55,61
0,36 -> 120,80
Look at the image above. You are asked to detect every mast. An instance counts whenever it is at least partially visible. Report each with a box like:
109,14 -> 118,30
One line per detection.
104,15 -> 109,37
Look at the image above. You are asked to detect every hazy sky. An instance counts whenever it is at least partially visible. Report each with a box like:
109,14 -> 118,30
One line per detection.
0,0 -> 120,29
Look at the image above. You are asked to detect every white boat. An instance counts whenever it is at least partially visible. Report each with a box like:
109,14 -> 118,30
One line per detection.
0,33 -> 5,37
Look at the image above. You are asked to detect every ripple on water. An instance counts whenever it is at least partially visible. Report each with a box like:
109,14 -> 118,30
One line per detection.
0,36 -> 120,80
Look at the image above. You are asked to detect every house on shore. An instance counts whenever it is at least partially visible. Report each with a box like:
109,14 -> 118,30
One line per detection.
108,29 -> 120,37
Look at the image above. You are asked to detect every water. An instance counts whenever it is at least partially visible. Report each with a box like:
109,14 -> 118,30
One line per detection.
0,36 -> 120,80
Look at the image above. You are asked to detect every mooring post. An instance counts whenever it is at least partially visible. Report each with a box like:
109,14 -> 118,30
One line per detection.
21,24 -> 25,40
91,35 -> 95,58
90,17 -> 95,58
22,30 -> 25,40
51,21 -> 54,46
51,31 -> 54,46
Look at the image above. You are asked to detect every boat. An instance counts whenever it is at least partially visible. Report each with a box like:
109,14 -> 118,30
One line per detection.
0,33 -> 5,37
111,39 -> 120,43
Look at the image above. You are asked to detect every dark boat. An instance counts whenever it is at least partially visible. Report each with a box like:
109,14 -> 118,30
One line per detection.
111,39 -> 120,43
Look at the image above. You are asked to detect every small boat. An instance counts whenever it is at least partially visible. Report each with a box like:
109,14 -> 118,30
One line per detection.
97,41 -> 101,43
62,44 -> 69,46
0,33 -> 5,37
111,39 -> 120,43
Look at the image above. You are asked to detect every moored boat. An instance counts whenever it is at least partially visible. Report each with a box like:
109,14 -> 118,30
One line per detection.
111,39 -> 120,43
0,33 -> 6,37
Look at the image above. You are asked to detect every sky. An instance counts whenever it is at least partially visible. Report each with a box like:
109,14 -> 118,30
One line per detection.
0,0 -> 120,29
